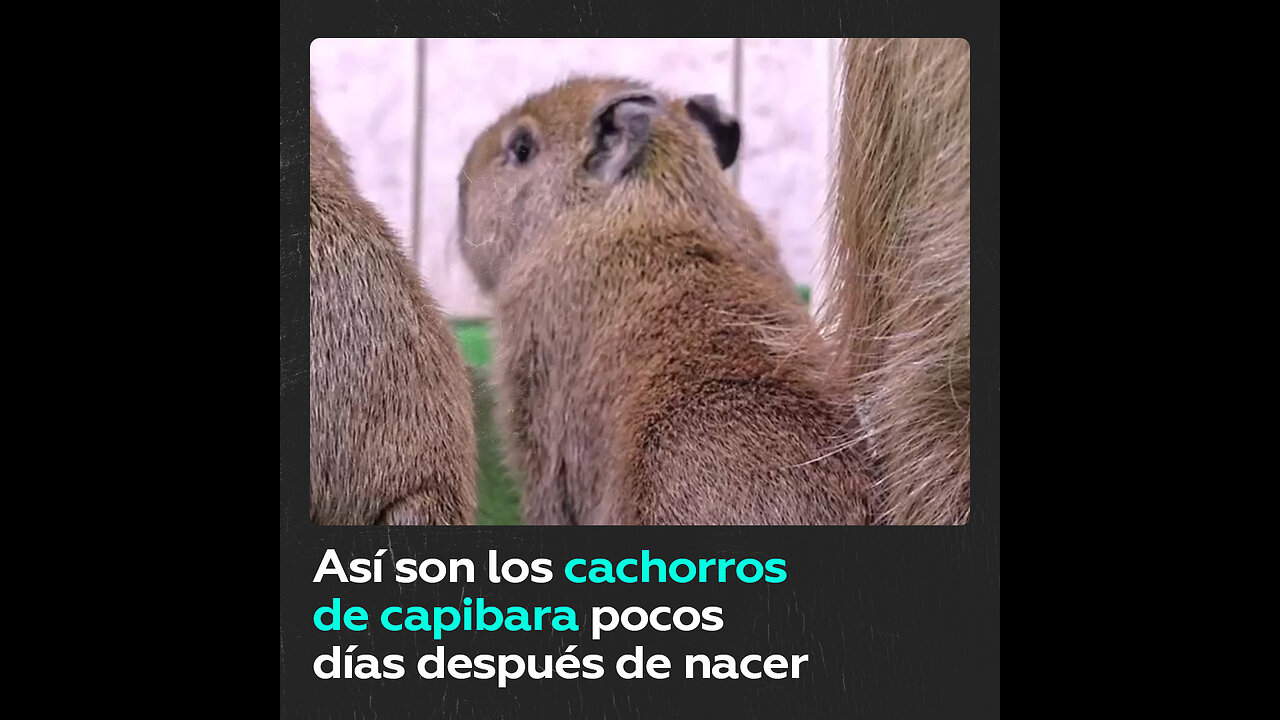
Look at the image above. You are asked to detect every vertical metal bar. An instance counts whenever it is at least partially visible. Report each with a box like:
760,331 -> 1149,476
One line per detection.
410,38 -> 427,268
731,37 -> 743,190
815,37 -> 843,318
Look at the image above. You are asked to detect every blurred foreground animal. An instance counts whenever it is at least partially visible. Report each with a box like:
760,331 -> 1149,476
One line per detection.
821,38 -> 971,525
309,85 -> 476,525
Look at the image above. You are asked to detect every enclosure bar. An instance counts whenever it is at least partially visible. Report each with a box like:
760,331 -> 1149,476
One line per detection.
731,37 -> 743,189
410,38 -> 427,267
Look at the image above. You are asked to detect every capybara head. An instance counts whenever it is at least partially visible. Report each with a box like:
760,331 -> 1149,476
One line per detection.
456,76 -> 741,292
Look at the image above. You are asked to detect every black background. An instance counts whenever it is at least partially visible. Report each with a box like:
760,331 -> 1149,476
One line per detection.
281,3 -> 999,717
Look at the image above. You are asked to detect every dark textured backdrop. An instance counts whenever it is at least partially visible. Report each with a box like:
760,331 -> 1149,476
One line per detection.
280,3 -> 1000,717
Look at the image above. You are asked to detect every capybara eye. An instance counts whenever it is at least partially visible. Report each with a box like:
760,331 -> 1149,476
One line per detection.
506,128 -> 537,166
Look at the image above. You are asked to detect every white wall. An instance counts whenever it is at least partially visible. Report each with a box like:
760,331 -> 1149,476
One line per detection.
310,38 -> 838,318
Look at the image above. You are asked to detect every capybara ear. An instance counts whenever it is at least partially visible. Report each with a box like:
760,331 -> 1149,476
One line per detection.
585,92 -> 661,183
684,94 -> 741,169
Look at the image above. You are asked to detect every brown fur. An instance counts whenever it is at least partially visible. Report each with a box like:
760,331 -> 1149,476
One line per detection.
821,39 -> 971,525
458,76 -> 872,525
310,92 -> 476,525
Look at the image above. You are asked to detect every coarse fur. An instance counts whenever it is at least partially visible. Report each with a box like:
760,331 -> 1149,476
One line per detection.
310,89 -> 476,525
821,39 -> 971,525
458,76 -> 872,525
